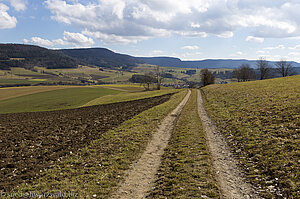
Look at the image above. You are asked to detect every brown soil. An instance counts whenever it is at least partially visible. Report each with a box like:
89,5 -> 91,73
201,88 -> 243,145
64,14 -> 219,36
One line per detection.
197,90 -> 261,199
0,94 -> 173,192
111,90 -> 191,199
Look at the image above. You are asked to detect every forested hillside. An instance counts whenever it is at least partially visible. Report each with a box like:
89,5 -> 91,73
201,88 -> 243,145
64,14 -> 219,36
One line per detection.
0,44 -> 80,70
60,48 -> 141,70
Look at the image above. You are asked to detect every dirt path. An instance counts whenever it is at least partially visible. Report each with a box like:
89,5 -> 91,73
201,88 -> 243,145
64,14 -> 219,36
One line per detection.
197,90 -> 260,199
111,90 -> 191,199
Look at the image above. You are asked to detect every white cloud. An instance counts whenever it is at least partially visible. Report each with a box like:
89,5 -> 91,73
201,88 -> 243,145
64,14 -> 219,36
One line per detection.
181,45 -> 199,50
288,44 -> 300,50
82,30 -> 148,44
149,50 -> 163,56
217,31 -> 234,38
230,51 -> 245,57
0,3 -> 17,29
256,50 -> 269,54
63,31 -> 94,47
53,38 -> 69,46
181,51 -> 202,59
44,0 -> 300,44
288,52 -> 300,56
24,37 -> 54,47
23,32 -> 94,48
264,45 -> 285,50
246,36 -> 264,43
10,0 -> 27,11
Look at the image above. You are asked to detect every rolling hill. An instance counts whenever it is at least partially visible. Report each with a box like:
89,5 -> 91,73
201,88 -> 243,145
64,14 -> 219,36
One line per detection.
138,56 -> 300,69
60,47 -> 300,69
0,44 -> 81,70
1,44 -> 300,72
59,48 -> 141,70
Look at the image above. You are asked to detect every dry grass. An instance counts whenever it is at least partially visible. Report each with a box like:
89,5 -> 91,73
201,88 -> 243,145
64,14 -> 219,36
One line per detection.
202,75 -> 300,198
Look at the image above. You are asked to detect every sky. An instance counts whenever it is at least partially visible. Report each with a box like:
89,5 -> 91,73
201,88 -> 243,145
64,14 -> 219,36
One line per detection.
1,0 -> 300,62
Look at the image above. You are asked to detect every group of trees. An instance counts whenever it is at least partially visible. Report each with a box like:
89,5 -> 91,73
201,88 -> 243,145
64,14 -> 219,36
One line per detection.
233,64 -> 255,82
200,69 -> 215,86
234,58 -> 295,82
129,66 -> 164,90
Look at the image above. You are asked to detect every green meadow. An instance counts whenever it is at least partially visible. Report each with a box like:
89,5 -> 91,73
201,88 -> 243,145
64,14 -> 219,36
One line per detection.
0,87 -> 121,114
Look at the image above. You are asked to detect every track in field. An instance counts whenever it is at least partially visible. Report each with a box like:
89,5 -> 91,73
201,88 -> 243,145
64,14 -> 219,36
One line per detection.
111,90 -> 191,199
197,90 -> 260,199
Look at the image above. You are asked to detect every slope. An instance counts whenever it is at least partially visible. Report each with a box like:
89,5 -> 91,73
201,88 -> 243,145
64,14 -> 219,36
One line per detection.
0,44 -> 80,70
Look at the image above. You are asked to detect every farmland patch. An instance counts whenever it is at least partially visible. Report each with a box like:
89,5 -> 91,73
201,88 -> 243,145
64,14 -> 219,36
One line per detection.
11,90 -> 187,198
0,93 -> 173,192
0,87 -> 120,114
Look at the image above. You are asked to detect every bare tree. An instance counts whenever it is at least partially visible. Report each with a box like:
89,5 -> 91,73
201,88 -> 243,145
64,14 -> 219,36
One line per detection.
155,66 -> 165,90
200,69 -> 215,86
233,64 -> 255,82
275,59 -> 294,77
256,57 -> 271,80
130,73 -> 156,90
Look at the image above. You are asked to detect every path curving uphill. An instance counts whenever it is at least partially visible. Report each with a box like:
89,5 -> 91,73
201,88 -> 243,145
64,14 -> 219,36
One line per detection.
111,90 -> 191,199
197,90 -> 260,199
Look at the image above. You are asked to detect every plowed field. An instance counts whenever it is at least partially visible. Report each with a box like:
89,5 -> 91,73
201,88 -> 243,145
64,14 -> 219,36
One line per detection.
0,94 -> 172,192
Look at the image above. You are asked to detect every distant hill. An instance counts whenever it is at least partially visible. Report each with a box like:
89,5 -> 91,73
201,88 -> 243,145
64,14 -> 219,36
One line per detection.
59,48 -> 141,70
0,44 -> 80,70
138,57 -> 300,69
61,48 -> 300,70
1,44 -> 300,73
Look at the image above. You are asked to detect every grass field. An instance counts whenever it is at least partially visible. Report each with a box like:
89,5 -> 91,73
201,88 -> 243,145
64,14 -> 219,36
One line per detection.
10,67 -> 46,76
148,89 -> 219,198
35,66 -> 135,84
0,87 -> 121,114
99,84 -> 145,92
202,75 -> 300,198
0,66 -> 136,86
0,86 -> 78,101
13,90 -> 188,198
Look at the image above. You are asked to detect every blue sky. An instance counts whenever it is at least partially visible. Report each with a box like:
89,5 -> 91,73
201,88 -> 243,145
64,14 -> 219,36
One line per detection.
1,0 -> 300,62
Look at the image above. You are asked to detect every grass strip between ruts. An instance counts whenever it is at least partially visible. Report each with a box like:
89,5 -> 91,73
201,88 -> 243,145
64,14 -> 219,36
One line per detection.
147,89 -> 220,199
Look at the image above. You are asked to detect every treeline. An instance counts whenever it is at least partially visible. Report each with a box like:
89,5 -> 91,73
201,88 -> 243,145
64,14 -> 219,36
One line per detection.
233,58 -> 297,82
0,44 -> 80,70
212,59 -> 299,82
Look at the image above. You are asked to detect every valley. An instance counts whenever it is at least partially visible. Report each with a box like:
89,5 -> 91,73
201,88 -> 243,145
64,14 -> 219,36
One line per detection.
0,44 -> 299,198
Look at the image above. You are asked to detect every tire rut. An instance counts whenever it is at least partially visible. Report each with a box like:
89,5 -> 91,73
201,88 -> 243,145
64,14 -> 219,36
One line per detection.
197,90 -> 261,199
111,90 -> 191,199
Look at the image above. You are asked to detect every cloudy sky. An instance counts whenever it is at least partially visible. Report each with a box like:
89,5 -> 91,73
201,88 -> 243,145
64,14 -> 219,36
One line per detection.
1,0 -> 300,62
